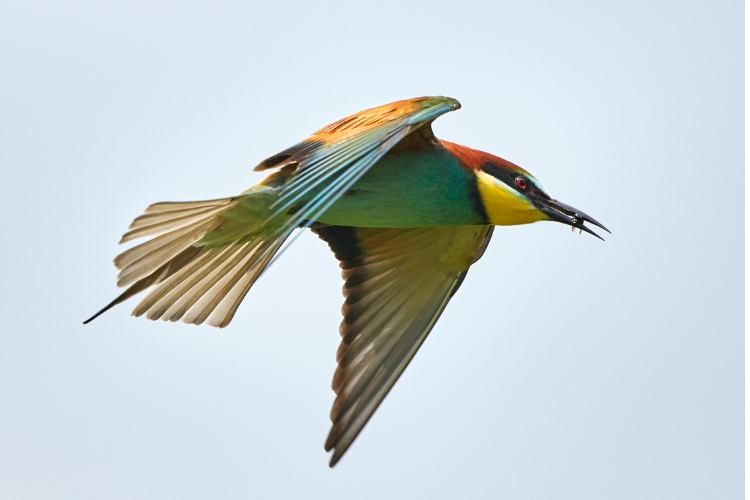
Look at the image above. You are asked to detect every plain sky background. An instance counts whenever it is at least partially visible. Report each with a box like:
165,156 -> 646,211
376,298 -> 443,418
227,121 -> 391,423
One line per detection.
0,1 -> 743,499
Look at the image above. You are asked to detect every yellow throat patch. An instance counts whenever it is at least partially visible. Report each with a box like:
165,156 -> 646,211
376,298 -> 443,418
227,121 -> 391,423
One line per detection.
475,170 -> 547,226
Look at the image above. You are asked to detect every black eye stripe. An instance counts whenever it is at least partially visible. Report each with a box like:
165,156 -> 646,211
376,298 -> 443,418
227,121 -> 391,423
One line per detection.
481,162 -> 528,192
480,162 -> 514,185
480,162 -> 551,204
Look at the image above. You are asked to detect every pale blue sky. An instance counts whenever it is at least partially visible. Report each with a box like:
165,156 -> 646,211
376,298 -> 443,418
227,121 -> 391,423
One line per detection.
0,1 -> 743,498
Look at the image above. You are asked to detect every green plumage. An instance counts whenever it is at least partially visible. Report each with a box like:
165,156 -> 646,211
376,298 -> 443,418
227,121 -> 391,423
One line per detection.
87,95 -> 608,468
197,188 -> 281,248
198,146 -> 484,249
316,148 -> 484,227
86,96 -> 513,467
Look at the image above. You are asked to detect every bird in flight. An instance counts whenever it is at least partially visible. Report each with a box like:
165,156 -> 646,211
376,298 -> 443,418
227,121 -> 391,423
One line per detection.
85,96 -> 609,466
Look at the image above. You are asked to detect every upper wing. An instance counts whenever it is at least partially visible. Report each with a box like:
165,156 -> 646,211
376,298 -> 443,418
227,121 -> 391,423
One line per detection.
85,98 -> 459,327
313,224 -> 494,466
255,97 -> 460,238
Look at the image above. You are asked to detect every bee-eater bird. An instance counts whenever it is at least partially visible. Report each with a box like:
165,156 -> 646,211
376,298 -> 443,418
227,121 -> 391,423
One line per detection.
85,96 -> 609,467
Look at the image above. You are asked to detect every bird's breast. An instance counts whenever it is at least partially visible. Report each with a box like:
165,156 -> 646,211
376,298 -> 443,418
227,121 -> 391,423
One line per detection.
315,149 -> 486,228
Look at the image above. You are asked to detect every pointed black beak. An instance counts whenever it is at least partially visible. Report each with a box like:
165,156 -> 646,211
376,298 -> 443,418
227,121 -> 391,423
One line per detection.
535,197 -> 611,241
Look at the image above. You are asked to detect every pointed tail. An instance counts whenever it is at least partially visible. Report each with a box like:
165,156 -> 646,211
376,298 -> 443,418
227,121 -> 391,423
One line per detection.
85,192 -> 290,328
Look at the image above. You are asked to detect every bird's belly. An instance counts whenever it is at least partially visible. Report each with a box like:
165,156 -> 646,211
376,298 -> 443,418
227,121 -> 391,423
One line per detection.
315,150 -> 484,228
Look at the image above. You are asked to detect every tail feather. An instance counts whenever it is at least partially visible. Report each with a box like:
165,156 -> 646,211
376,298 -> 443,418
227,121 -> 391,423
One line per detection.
136,240 -> 256,322
134,245 -> 238,321
83,246 -> 203,324
185,238 -> 286,327
140,199 -> 236,214
206,239 -> 286,327
120,204 -> 229,244
115,219 -> 217,287
86,193 -> 290,327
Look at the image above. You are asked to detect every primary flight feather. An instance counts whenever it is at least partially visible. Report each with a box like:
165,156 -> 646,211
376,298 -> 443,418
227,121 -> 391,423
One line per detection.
86,96 -> 609,466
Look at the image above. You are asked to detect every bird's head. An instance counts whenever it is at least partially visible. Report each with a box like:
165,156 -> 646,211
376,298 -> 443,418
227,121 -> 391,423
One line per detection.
442,141 -> 609,239
475,160 -> 609,239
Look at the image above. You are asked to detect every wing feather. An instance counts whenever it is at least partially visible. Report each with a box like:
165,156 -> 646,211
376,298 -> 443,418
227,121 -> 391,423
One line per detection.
88,98 -> 462,328
255,97 -> 460,242
88,98 -> 460,326
313,224 -> 493,466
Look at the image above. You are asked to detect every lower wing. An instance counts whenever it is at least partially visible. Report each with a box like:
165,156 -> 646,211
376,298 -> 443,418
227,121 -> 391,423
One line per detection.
313,224 -> 494,466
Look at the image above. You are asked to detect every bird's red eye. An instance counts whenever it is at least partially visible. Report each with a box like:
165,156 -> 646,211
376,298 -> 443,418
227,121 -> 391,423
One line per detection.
515,176 -> 528,189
